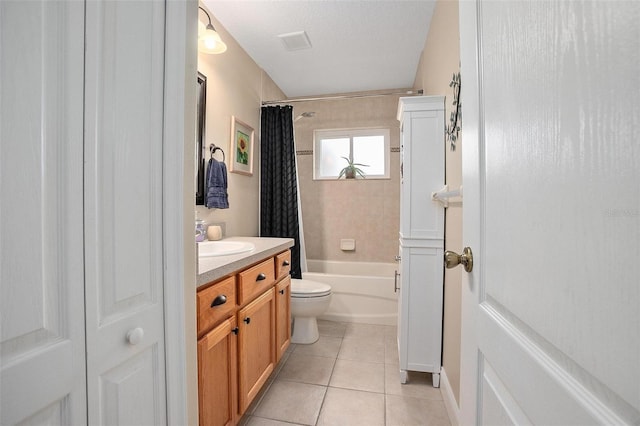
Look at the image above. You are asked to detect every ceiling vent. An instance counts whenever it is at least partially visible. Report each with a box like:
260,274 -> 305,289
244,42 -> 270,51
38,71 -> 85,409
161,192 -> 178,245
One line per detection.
278,31 -> 312,51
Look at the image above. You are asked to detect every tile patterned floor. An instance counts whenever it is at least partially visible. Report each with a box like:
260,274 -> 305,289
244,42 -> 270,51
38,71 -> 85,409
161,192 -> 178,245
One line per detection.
239,320 -> 451,426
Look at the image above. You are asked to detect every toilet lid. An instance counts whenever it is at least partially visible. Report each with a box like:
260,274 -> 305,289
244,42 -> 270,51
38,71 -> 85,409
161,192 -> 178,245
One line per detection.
291,279 -> 331,298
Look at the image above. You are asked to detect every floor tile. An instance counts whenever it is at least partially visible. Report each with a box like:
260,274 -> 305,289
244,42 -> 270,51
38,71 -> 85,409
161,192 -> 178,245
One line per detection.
245,416 -> 306,426
344,322 -> 389,341
329,359 -> 385,393
385,365 -> 443,400
316,387 -> 385,426
384,324 -> 398,339
293,335 -> 342,358
338,336 -> 385,363
245,378 -> 275,415
385,394 -> 451,426
273,350 -> 292,377
278,353 -> 336,386
317,320 -> 347,338
253,380 -> 326,426
246,321 -> 450,426
384,338 -> 399,365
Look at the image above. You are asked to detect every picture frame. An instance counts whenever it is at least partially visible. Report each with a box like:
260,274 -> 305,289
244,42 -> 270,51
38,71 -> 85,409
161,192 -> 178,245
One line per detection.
229,116 -> 254,176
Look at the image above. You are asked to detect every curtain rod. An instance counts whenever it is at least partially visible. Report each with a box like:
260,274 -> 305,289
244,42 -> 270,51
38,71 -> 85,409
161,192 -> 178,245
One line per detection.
261,89 -> 423,105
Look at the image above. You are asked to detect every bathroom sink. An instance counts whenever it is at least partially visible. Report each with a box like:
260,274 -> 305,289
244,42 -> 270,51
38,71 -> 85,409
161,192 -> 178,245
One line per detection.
198,240 -> 255,257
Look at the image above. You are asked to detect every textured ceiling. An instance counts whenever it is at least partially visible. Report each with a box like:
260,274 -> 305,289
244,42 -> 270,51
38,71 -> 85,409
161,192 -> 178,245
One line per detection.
203,0 -> 436,98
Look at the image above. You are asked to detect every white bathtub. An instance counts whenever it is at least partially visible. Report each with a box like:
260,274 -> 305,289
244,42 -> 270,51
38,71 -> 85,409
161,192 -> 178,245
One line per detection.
303,259 -> 398,326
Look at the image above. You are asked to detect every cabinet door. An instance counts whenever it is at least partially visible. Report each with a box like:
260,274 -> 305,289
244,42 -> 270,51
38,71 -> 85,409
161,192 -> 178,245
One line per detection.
237,289 -> 276,414
398,245 -> 443,383
275,276 -> 292,362
198,317 -> 237,426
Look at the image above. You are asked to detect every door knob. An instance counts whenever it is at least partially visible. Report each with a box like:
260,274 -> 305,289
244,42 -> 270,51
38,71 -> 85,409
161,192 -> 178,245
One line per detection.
444,247 -> 474,272
126,327 -> 144,345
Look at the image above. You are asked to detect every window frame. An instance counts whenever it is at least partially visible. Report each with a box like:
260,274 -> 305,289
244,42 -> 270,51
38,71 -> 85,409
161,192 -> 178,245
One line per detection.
312,127 -> 391,180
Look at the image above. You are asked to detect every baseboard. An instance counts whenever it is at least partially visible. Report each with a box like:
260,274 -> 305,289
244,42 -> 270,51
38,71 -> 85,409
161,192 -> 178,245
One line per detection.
440,367 -> 461,426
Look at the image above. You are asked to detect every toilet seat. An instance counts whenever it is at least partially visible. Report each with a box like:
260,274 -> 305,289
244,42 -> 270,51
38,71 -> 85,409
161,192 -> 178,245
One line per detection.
291,279 -> 331,298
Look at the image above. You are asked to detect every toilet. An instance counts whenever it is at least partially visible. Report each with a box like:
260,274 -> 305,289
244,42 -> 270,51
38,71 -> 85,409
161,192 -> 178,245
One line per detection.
290,279 -> 332,344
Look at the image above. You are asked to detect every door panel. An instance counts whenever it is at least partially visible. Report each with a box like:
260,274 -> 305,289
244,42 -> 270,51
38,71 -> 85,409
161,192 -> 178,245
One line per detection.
0,1 -> 86,424
460,0 -> 640,424
100,345 -> 164,425
84,1 -> 167,424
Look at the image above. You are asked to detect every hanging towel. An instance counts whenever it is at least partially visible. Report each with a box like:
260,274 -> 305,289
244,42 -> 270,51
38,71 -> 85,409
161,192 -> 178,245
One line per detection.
205,158 -> 229,209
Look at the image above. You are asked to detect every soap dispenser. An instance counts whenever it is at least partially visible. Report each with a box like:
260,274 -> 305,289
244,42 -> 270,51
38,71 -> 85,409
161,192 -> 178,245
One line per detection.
195,212 -> 206,242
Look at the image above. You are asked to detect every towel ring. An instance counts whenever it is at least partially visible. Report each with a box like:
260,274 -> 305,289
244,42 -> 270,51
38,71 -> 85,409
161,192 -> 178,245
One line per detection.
210,144 -> 225,163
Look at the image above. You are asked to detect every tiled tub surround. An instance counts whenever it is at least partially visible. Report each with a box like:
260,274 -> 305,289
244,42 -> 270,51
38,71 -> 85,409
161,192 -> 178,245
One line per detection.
239,321 -> 451,426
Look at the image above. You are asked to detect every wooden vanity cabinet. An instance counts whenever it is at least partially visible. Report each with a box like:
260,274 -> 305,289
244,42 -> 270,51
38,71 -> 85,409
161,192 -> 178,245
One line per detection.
197,249 -> 291,426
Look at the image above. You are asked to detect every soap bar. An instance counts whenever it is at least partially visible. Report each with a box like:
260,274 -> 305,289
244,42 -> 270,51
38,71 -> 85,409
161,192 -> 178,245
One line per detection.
340,239 -> 355,251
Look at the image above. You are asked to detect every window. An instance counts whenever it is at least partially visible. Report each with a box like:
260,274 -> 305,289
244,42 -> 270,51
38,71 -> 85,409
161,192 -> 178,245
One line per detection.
313,128 -> 390,180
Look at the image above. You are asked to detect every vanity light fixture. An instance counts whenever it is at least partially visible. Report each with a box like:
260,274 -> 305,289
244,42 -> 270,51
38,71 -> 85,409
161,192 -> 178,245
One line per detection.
198,6 -> 227,54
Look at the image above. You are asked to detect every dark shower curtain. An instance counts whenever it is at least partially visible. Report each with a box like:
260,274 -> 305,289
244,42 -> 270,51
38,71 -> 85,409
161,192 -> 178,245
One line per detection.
260,105 -> 302,279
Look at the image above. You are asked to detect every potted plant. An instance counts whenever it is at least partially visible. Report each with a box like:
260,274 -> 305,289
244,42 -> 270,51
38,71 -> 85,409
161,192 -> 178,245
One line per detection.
338,156 -> 368,179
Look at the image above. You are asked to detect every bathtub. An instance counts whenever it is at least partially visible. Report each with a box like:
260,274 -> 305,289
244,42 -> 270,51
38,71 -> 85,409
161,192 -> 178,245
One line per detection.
303,259 -> 398,326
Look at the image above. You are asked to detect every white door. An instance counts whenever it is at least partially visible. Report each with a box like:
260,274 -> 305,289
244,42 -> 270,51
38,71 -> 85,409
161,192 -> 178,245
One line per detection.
83,1 -> 168,424
459,1 -> 640,425
0,2 -> 87,424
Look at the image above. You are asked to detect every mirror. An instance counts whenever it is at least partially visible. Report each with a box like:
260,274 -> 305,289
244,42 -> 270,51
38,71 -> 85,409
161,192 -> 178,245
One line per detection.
195,72 -> 207,205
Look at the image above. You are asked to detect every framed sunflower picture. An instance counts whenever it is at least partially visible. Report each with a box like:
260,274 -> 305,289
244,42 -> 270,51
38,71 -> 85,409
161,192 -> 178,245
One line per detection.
230,116 -> 254,176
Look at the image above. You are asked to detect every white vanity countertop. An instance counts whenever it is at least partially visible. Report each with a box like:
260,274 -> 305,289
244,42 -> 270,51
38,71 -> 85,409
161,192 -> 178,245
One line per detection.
197,237 -> 294,287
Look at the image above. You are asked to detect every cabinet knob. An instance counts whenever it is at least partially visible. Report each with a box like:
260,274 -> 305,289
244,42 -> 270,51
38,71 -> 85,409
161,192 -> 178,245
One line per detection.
231,327 -> 239,335
126,327 -> 144,345
210,294 -> 227,307
279,289 -> 285,295
256,273 -> 267,281
282,260 -> 290,266
244,317 -> 251,324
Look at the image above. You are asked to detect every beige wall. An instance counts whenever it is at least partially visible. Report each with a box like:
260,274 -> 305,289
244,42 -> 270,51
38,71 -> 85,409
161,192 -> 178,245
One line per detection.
414,0 -> 462,406
196,7 -> 286,238
293,93 -> 403,263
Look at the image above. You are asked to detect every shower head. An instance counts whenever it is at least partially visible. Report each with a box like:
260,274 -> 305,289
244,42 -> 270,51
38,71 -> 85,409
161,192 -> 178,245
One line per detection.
294,111 -> 316,121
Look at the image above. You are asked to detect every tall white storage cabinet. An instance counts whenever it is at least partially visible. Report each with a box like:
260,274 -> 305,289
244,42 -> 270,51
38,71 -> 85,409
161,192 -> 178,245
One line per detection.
396,96 -> 445,387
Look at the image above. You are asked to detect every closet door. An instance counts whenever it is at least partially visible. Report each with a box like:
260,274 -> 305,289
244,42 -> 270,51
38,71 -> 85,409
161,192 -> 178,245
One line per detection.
83,1 -> 167,424
0,1 -> 86,424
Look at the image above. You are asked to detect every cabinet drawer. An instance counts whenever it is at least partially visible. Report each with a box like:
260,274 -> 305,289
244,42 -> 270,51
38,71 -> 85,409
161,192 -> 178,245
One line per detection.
197,276 -> 236,336
237,258 -> 275,305
275,250 -> 291,279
